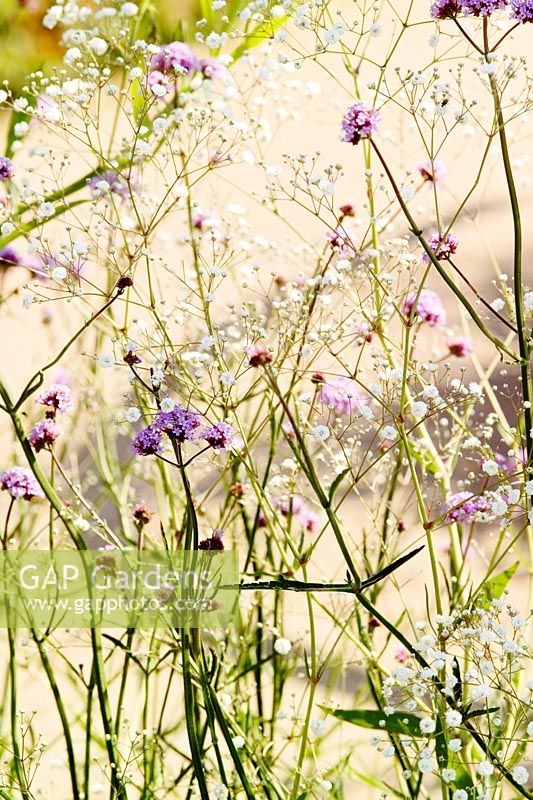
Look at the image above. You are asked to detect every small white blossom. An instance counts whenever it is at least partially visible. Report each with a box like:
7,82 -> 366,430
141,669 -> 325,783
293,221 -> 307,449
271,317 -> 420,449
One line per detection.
125,407 -> 141,423
482,460 -> 499,476
477,761 -> 494,778
97,354 -> 114,368
313,425 -> 330,442
274,637 -> 292,655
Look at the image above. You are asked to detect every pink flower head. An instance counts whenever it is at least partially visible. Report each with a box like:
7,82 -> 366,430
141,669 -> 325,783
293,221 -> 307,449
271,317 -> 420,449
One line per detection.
0,156 -> 14,180
37,383 -> 74,414
202,421 -> 235,451
276,495 -> 319,533
404,289 -> 446,326
198,58 -> 225,80
341,102 -> 379,145
28,419 -> 61,452
430,0 -> 461,16
192,210 -> 219,230
444,491 -> 490,523
424,231 -> 458,261
417,159 -> 446,183
447,336 -> 473,357
326,226 -> 354,256
198,529 -> 225,550
247,343 -> 273,367
150,42 -> 198,75
394,646 -> 411,663
320,376 -> 365,416
147,70 -> 170,95
1,467 -> 44,501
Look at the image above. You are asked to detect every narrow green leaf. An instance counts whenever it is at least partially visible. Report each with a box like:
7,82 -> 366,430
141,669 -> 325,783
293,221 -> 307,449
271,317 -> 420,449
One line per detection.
328,467 -> 351,502
323,707 -> 422,736
361,545 -> 424,590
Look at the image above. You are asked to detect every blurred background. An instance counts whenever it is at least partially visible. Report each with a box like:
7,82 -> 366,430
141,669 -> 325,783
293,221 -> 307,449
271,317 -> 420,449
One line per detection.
0,0 -> 202,92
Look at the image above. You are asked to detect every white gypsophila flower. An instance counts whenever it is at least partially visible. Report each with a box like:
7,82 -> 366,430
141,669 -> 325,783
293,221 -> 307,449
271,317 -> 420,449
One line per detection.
490,498 -> 507,516
38,202 -> 56,219
313,425 -> 330,442
445,710 -> 462,727
418,758 -> 434,774
220,372 -> 235,387
527,721 -> 533,736
88,37 -> 108,56
97,354 -> 114,368
273,637 -> 292,655
160,397 -> 175,412
310,719 -> 327,736
412,401 -> 427,418
442,769 -> 456,783
382,425 -> 397,440
213,785 -> 228,800
51,267 -> 67,281
477,761 -> 494,778
232,735 -> 245,749
482,460 -> 499,476
120,2 -> 138,15
449,738 -> 462,752
419,717 -> 436,734
125,407 -> 141,423
524,291 -> 533,310
453,791 -> 468,800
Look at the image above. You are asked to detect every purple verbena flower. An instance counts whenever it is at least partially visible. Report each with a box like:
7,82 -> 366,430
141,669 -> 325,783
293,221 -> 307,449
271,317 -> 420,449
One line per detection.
340,102 -> 379,145
430,0 -> 461,17
202,421 -> 235,451
404,289 -> 447,326
1,466 -> 44,500
0,246 -> 21,267
460,0 -> 507,14
89,170 -> 129,198
320,376 -> 366,415
192,210 -> 218,230
150,42 -> 198,75
417,159 -> 446,183
36,383 -> 74,414
510,0 -> 533,20
247,343 -> 273,367
198,529 -> 225,550
276,495 -> 319,533
131,425 -> 163,456
0,156 -> 15,180
198,58 -> 225,80
447,336 -> 473,357
28,419 -> 61,451
326,226 -> 354,256
154,406 -> 202,442
444,491 -> 490,522
424,231 -> 459,261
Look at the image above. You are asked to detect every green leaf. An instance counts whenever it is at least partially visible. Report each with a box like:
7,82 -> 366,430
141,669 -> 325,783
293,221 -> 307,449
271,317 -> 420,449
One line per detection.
323,707 -> 423,737
131,78 -> 147,127
231,16 -> 287,62
349,770 -> 405,798
477,561 -> 519,609
328,467 -> 351,502
361,545 -> 424,590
